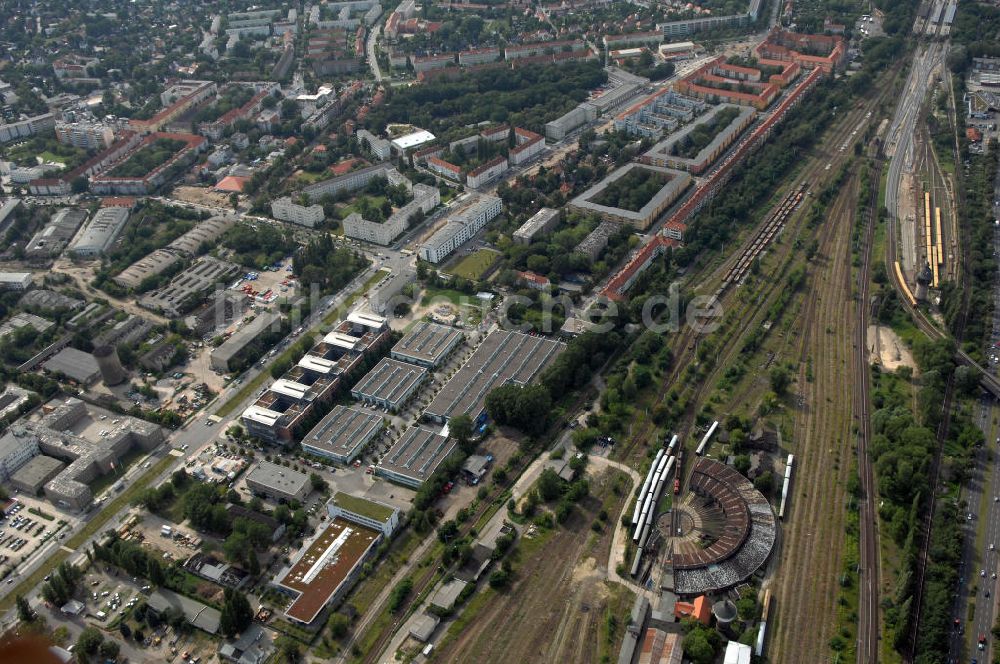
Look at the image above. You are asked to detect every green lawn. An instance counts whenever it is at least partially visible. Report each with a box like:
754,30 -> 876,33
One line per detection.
39,151 -> 68,164
446,249 -> 500,280
215,269 -> 389,418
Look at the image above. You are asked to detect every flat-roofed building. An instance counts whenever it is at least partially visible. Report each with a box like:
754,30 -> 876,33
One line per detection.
512,208 -> 560,245
271,197 -> 325,228
55,121 -> 116,150
356,129 -> 391,160
139,256 -> 240,318
42,347 -> 101,385
326,491 -> 400,537
0,425 -> 40,481
0,272 -> 33,290
68,206 -> 130,257
303,163 -> 398,200
26,208 -> 88,258
424,330 -> 564,423
568,163 -> 691,230
302,405 -> 384,464
342,183 -> 439,245
245,460 -> 311,503
376,426 -> 456,488
418,194 -> 502,263
10,455 -> 63,494
210,312 -> 282,372
642,104 -> 754,175
351,358 -> 427,412
242,312 -> 390,444
391,321 -> 463,368
275,517 -> 382,624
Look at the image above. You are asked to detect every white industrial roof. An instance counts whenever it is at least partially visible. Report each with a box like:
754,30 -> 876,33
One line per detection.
298,355 -> 336,373
270,379 -> 310,400
347,310 -> 386,329
390,130 -> 436,150
323,331 -> 361,350
242,405 -> 282,425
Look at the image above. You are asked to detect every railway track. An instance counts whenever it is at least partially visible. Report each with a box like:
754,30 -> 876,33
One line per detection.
855,156 -> 883,664
613,77 -> 900,469
718,183 -> 808,295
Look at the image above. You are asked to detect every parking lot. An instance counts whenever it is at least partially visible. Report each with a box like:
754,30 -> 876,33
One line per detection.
0,496 -> 73,582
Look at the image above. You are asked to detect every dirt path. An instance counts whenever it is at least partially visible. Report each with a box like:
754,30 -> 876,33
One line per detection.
769,173 -> 858,661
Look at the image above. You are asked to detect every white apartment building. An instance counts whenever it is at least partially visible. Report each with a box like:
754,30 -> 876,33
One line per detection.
343,183 -> 438,245
418,194 -> 502,263
55,121 -> 116,150
465,156 -> 508,188
271,197 -> 326,228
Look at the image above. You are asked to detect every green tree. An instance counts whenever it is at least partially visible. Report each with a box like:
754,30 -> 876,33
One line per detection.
16,595 -> 34,622
769,366 -> 790,396
99,640 -> 120,660
219,588 -> 253,636
71,176 -> 89,194
76,627 -> 104,657
449,414 -> 474,452
276,636 -> 301,663
327,612 -> 350,639
310,472 -> 328,492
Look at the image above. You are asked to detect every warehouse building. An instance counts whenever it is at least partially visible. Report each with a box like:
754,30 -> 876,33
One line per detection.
302,405 -> 384,464
140,257 -> 241,318
0,312 -> 53,340
376,426 -> 456,488
327,492 -> 400,537
351,358 -> 427,412
418,194 -> 502,263
245,460 -> 311,503
512,207 -> 560,245
42,348 -> 101,385
21,289 -> 84,312
210,312 -> 282,372
26,208 -> 88,258
424,329 -> 564,423
68,206 -> 130,257
391,321 -> 464,368
568,164 -> 692,230
114,217 -> 236,289
275,517 -> 382,625
10,455 -> 64,494
0,272 -> 33,290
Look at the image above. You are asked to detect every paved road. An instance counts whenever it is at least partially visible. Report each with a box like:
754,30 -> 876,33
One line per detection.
0,250 -> 398,629
367,24 -> 383,83
953,147 -> 1000,663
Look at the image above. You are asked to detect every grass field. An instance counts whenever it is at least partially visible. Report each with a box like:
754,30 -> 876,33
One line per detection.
215,269 -> 389,418
446,248 -> 500,280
